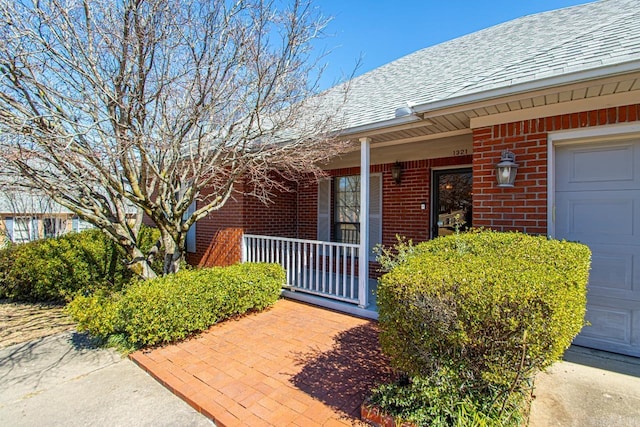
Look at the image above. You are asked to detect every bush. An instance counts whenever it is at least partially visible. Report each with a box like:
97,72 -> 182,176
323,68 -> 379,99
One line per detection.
375,230 -> 590,424
369,369 -> 525,427
0,226 -> 161,302
68,263 -> 284,348
65,290 -> 122,337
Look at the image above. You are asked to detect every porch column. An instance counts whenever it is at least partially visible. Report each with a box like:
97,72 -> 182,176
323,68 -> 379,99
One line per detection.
358,137 -> 370,308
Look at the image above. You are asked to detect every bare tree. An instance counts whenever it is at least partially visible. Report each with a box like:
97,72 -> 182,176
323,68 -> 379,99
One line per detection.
0,0 -> 349,278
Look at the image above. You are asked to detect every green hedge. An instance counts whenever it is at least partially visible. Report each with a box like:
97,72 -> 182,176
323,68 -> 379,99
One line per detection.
374,230 -> 591,425
67,263 -> 284,348
369,369 -> 525,426
0,226 -> 161,302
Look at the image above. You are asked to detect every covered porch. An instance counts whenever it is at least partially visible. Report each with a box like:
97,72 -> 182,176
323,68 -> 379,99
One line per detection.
241,137 -> 382,319
188,120 -> 477,319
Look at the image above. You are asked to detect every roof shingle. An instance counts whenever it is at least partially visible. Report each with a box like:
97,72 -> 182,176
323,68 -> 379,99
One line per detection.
327,0 -> 640,131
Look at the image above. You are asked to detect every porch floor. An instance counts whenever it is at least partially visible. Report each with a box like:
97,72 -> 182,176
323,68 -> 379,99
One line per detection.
130,299 -> 394,426
282,278 -> 379,320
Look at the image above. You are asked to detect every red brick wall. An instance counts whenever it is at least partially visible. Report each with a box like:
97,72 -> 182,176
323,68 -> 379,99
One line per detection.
297,177 -> 319,240
186,188 -> 245,267
186,181 -> 298,267
243,186 -> 298,238
381,156 -> 472,247
294,156 -> 471,278
472,104 -> 640,234
188,104 -> 640,268
381,161 -> 430,246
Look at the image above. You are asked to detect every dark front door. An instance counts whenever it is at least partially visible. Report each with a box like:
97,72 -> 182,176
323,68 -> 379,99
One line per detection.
432,168 -> 473,238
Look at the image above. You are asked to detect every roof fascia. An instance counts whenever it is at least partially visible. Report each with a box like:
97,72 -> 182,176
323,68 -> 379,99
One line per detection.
339,59 -> 640,137
413,60 -> 640,117
338,113 -> 426,137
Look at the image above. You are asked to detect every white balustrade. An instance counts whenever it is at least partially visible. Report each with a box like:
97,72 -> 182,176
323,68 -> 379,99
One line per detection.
242,234 -> 360,304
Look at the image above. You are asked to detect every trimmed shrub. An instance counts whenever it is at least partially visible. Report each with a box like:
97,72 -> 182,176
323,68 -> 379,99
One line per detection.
65,290 -> 122,337
0,229 -> 123,302
0,226 -> 161,302
68,262 -> 284,348
375,230 -> 590,424
369,369 -> 525,427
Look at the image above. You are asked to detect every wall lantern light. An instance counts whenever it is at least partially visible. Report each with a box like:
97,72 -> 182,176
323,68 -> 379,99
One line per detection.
391,162 -> 403,184
496,150 -> 519,188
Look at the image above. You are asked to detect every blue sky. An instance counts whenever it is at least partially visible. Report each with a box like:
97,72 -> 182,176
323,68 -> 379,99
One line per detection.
313,0 -> 595,89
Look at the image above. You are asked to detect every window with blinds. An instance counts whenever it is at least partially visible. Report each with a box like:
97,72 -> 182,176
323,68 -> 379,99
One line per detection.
317,173 -> 382,256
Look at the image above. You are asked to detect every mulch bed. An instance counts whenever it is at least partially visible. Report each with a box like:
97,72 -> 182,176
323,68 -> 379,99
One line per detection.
0,299 -> 75,348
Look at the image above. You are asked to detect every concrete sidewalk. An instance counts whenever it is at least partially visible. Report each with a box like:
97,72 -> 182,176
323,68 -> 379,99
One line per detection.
0,331 -> 213,427
530,346 -> 640,427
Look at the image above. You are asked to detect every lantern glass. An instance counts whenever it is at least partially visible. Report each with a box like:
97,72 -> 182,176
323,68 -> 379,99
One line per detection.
391,162 -> 402,184
495,151 -> 518,187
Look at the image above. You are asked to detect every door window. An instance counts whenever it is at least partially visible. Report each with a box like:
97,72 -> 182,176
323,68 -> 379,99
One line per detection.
433,169 -> 472,238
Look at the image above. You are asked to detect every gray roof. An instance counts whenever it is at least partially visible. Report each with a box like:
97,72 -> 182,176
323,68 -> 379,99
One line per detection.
329,0 -> 640,131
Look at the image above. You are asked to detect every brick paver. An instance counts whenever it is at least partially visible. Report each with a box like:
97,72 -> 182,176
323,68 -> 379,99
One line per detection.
130,299 -> 393,426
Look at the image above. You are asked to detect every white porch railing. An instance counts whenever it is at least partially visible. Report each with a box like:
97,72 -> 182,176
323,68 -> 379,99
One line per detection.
242,234 -> 360,305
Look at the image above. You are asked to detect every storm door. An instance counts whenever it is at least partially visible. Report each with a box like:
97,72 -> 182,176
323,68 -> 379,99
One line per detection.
432,168 -> 472,238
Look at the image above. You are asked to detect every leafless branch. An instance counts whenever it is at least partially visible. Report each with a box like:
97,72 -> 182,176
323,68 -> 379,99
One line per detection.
0,0 -> 350,277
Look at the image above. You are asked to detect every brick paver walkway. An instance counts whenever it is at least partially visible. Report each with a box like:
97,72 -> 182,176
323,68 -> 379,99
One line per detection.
130,299 -> 393,426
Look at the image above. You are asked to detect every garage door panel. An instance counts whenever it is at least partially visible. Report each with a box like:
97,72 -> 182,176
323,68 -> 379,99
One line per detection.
587,244 -> 639,293
556,141 -> 640,192
580,305 -> 631,344
556,194 -> 638,237
574,306 -> 640,357
556,189 -> 640,243
555,137 -> 640,357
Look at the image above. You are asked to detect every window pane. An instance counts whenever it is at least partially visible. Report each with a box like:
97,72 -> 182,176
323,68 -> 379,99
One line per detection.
335,176 -> 360,222
14,218 -> 30,243
43,217 -> 65,238
334,176 -> 360,243
434,170 -> 473,237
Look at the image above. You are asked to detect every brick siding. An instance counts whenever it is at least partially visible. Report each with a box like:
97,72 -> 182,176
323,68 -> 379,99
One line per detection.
472,103 -> 640,234
189,103 -> 640,268
186,181 -> 298,267
186,187 -> 244,267
294,157 -> 471,277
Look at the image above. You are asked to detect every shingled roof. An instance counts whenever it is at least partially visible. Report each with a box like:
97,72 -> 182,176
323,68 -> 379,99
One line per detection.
328,0 -> 640,133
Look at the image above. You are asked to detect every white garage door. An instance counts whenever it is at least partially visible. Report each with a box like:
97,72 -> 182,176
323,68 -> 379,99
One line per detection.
555,138 -> 640,357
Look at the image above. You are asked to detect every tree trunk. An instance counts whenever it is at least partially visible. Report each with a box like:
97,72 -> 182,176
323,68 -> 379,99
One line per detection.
162,233 -> 185,275
127,246 -> 158,280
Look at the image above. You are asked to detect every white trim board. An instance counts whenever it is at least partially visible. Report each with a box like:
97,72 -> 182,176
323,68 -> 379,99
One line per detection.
430,163 -> 473,171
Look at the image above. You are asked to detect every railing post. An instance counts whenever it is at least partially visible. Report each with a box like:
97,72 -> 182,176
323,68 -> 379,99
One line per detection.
358,137 -> 370,308
241,234 -> 247,263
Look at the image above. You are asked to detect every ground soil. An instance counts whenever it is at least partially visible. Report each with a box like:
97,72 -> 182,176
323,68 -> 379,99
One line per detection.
0,299 -> 75,349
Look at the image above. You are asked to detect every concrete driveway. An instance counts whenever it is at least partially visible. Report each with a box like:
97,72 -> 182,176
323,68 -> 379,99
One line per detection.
530,346 -> 640,427
0,331 -> 213,427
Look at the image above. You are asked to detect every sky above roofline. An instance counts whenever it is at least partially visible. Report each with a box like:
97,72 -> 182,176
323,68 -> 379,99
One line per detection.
313,0 -> 596,90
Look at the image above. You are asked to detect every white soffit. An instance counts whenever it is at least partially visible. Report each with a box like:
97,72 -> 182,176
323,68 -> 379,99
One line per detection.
470,90 -> 640,129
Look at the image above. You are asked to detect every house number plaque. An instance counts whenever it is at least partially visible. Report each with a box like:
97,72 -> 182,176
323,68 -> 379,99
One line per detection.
452,149 -> 469,156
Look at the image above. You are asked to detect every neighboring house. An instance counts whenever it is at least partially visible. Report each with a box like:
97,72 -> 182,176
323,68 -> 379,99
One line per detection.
0,190 -> 92,246
188,0 -> 640,357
